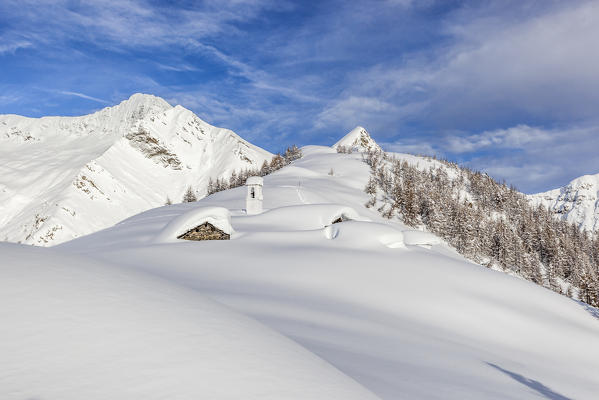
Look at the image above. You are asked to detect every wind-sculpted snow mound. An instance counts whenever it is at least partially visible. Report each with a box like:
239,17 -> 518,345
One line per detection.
402,230 -> 442,247
0,243 -> 378,400
236,204 -> 367,232
323,221 -> 405,248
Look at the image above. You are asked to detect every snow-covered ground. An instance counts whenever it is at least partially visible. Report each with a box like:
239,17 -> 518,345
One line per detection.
0,93 -> 271,246
31,144 -> 597,400
0,242 -> 377,400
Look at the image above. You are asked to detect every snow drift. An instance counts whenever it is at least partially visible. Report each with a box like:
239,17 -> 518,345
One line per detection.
0,242 -> 378,400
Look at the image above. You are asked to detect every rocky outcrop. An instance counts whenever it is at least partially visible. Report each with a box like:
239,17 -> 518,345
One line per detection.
125,127 -> 182,170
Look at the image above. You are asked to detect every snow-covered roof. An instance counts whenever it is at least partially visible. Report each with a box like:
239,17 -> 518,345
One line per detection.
154,206 -> 233,243
246,176 -> 263,186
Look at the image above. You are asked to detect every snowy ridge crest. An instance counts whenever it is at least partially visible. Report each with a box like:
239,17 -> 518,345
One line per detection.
0,93 -> 171,143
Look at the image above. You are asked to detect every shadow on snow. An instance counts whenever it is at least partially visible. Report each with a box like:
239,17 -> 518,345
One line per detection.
486,362 -> 572,400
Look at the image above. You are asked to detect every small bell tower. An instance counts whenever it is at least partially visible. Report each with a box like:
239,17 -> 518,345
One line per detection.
246,176 -> 263,215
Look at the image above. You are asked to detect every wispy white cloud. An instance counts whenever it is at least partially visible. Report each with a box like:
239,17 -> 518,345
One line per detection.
383,141 -> 436,156
0,94 -> 22,106
59,91 -> 109,104
329,0 -> 599,131
155,63 -> 200,72
443,125 -> 552,153
0,39 -> 32,54
315,96 -> 399,130
0,0 -> 282,51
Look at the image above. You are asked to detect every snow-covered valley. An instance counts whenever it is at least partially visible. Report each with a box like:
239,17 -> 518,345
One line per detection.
2,141 -> 599,399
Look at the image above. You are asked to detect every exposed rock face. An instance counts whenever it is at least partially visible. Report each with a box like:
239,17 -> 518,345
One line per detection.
177,222 -> 230,241
125,127 -> 182,170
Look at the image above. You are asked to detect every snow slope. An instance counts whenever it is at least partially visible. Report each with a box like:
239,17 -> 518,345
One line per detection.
0,242 -> 378,400
529,173 -> 599,232
59,145 -> 599,400
0,93 -> 272,246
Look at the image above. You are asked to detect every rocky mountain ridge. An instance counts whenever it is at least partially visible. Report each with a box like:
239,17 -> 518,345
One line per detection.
0,94 -> 272,245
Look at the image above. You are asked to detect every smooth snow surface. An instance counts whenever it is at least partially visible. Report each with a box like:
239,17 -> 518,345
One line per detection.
0,243 -> 378,400
529,173 -> 599,232
0,93 -> 271,246
53,146 -> 599,400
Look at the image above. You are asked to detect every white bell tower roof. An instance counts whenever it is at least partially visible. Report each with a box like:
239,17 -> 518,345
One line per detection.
246,176 -> 263,186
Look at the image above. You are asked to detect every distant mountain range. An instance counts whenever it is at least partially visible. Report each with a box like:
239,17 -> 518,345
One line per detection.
0,94 -> 271,245
529,174 -> 599,233
1,94 -> 598,248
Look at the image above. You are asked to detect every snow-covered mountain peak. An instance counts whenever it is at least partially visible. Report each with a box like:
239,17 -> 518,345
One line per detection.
0,94 -> 174,146
0,95 -> 272,245
112,93 -> 172,120
333,126 -> 382,153
529,172 -> 599,232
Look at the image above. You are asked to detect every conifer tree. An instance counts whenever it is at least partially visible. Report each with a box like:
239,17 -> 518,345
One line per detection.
270,154 -> 286,171
364,176 -> 378,208
229,170 -> 238,188
182,186 -> 197,203
364,151 -> 599,306
260,160 -> 270,176
207,178 -> 215,195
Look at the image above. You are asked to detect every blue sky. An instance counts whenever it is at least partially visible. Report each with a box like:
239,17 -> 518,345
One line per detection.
1,0 -> 599,193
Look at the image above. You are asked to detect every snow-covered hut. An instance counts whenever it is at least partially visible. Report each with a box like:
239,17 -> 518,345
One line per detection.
154,207 -> 233,242
246,176 -> 263,215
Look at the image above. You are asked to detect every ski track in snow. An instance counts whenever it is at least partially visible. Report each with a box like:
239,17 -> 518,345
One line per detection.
296,180 -> 308,204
